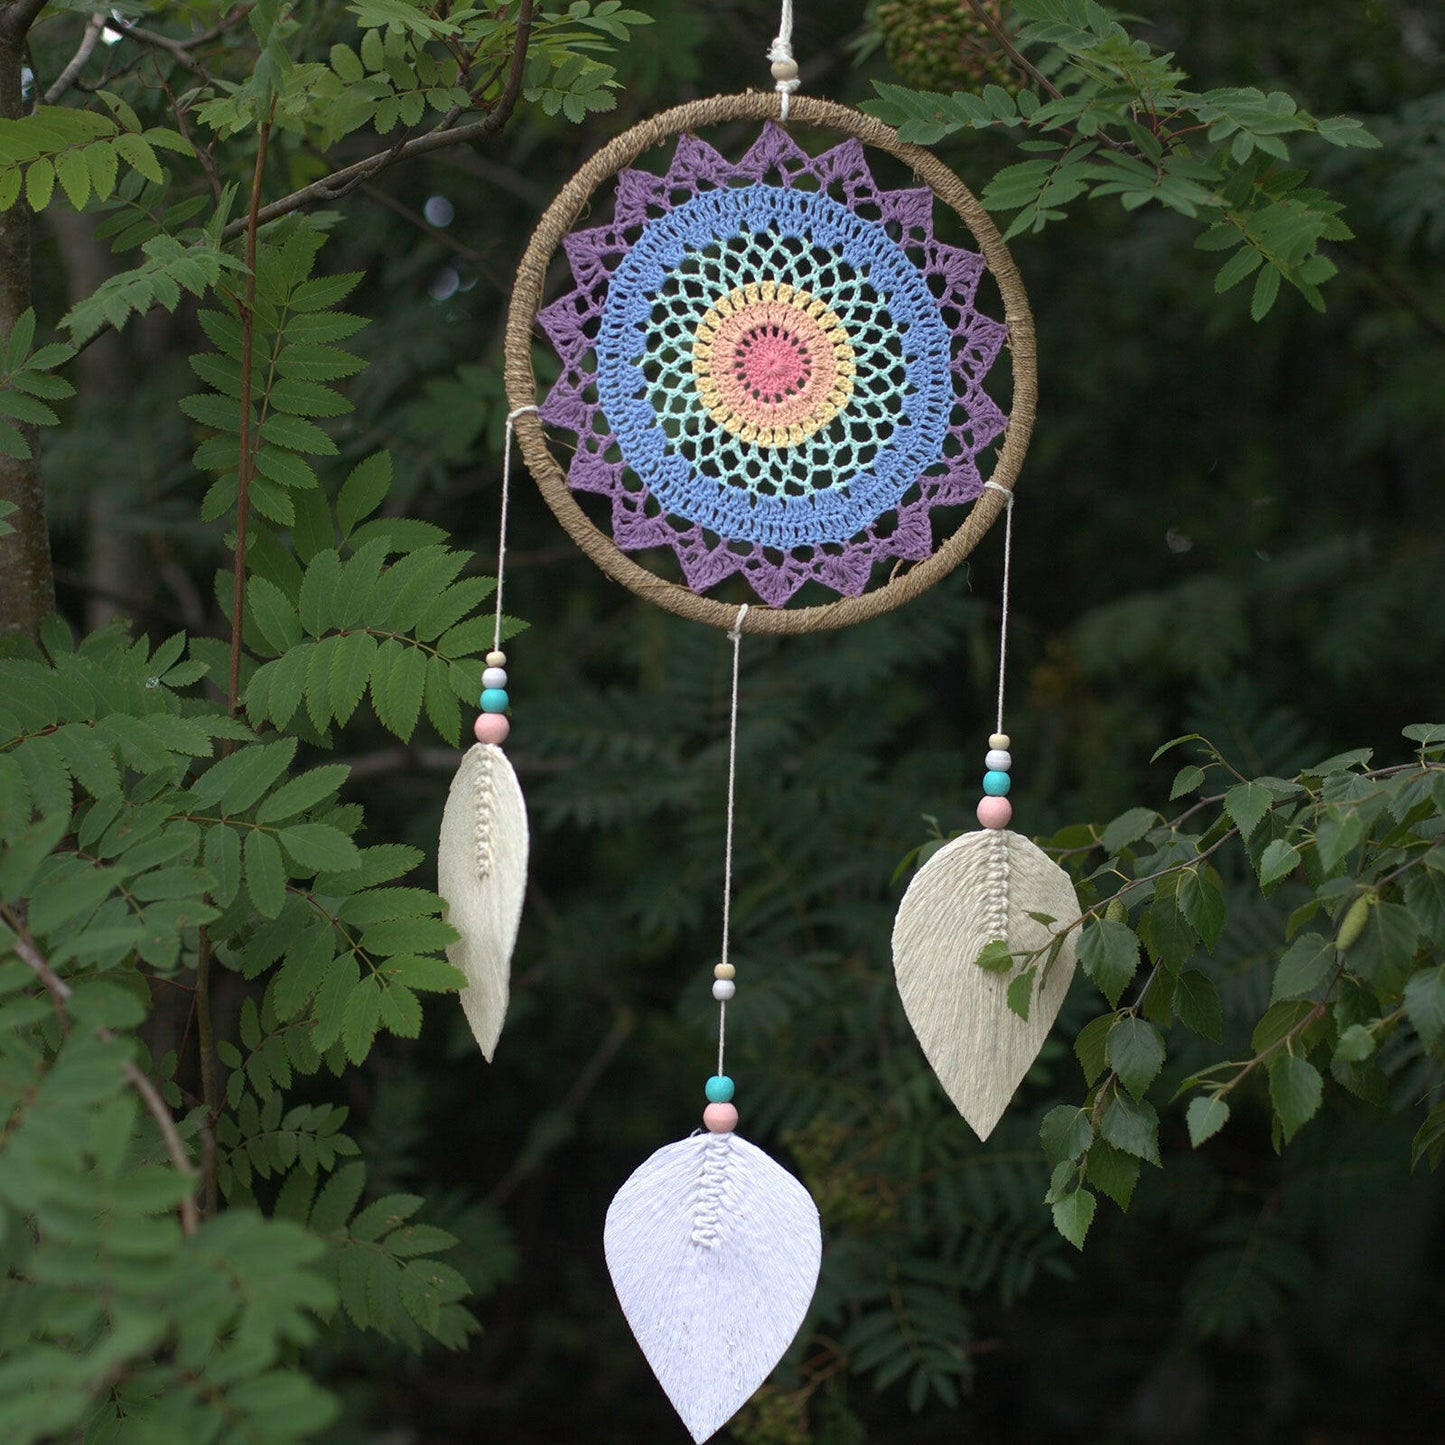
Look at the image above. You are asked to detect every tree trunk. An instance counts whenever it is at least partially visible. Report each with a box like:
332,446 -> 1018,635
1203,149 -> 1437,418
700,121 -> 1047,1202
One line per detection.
0,2 -> 50,643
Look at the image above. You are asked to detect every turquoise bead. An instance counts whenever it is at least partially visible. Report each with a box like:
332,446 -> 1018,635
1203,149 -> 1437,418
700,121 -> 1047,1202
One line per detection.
705,1075 -> 735,1103
480,688 -> 510,713
983,770 -> 1012,796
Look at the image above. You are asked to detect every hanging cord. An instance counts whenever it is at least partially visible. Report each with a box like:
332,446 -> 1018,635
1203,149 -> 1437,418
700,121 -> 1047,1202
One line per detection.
495,405 -> 538,653
768,0 -> 800,121
716,603 -> 749,1076
983,481 -> 1014,735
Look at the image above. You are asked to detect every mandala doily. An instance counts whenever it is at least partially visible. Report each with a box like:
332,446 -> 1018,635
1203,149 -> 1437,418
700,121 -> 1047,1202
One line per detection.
505,93 -> 1035,634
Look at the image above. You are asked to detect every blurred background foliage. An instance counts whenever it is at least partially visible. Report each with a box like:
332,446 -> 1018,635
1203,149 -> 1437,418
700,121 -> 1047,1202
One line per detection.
22,0 -> 1445,1440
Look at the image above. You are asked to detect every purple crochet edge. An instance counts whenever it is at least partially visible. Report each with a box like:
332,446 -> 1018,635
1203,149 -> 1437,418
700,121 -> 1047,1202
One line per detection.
537,122 -> 1008,608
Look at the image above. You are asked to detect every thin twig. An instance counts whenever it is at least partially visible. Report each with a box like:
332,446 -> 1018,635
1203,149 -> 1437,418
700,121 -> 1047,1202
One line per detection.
226,116 -> 271,716
7,910 -> 200,1237
107,16 -> 214,84
42,12 -> 105,105
960,0 -> 1061,100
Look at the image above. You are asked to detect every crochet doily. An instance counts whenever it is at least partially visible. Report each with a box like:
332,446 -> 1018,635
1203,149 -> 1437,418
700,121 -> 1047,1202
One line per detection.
507,95 -> 1034,632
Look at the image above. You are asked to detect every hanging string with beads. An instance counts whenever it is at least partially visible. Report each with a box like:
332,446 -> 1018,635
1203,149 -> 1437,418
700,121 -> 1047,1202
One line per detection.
768,0 -> 800,120
977,482 -> 1015,831
702,604 -> 748,1134
473,405 -> 537,750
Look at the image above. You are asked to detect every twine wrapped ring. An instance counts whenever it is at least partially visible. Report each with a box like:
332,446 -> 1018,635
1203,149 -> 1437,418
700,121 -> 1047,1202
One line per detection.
504,91 -> 1036,635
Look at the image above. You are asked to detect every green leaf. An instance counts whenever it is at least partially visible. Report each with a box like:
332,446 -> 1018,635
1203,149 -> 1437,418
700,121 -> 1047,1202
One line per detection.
1268,1054 -> 1322,1142
192,739 -> 298,815
1170,765 -> 1206,800
1107,1017 -> 1165,1100
255,764 -> 349,825
1084,1139 -> 1139,1211
1074,1012 -> 1116,1086
1051,1187 -> 1095,1250
1101,807 -> 1156,854
310,1161 -> 365,1234
1178,867 -> 1226,950
1078,919 -> 1138,1007
1252,998 -> 1315,1053
1173,969 -> 1223,1042
341,975 -> 383,1063
1186,1094 -> 1230,1147
1006,967 -> 1035,1021
279,824 -> 362,874
1039,1105 -> 1094,1166
1411,1102 -> 1445,1172
1332,1024 -> 1375,1064
205,823 -> 243,907
337,452 -> 391,537
973,938 -> 1013,973
244,828 -> 287,918
1099,1091 -> 1160,1165
1257,838 -> 1300,889
1223,781 -> 1272,839
1403,966 -> 1445,1049
248,576 -> 301,655
1271,932 -> 1336,1003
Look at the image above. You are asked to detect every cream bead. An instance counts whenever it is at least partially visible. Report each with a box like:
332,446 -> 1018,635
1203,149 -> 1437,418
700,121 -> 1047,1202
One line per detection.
770,58 -> 799,82
714,963 -> 736,980
485,650 -> 507,667
989,732 -> 1010,751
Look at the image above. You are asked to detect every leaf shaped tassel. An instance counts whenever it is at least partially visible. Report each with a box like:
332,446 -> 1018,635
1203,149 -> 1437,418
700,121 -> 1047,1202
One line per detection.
437,742 -> 528,1061
892,828 -> 1080,1140
605,1131 -> 822,1443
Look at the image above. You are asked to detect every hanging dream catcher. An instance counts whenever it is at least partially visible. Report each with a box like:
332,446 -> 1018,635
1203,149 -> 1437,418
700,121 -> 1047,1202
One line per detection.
436,30 -> 1082,1439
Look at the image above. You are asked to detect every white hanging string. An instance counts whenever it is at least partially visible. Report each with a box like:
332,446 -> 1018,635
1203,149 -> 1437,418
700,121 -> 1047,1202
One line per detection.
495,405 -> 537,654
768,0 -> 800,121
716,603 -> 749,1076
983,481 -> 1015,734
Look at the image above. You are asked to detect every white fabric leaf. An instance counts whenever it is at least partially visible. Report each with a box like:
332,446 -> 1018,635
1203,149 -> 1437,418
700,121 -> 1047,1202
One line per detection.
892,828 -> 1080,1140
605,1131 -> 821,1442
437,743 -> 528,1061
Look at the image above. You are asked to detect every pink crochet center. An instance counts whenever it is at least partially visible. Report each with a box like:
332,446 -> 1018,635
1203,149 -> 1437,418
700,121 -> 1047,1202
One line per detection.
710,303 -> 837,429
736,327 -> 809,402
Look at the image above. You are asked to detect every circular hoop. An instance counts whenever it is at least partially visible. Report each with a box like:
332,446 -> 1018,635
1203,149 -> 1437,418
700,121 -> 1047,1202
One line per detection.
504,91 -> 1036,636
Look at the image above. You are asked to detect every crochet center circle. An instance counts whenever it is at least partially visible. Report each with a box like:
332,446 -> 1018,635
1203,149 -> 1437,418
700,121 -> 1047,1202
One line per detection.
693,283 -> 856,447
506,93 -> 1037,632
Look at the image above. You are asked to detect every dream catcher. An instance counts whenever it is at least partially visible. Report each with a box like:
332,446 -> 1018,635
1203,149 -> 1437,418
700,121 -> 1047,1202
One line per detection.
437,10 -> 1080,1437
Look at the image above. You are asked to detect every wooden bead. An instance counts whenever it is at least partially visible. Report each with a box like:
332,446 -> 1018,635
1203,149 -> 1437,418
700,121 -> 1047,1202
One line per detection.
714,963 -> 736,980
703,1102 -> 738,1133
485,650 -> 507,667
474,713 -> 510,745
976,796 -> 1012,830
770,58 -> 799,81
989,733 -> 1010,751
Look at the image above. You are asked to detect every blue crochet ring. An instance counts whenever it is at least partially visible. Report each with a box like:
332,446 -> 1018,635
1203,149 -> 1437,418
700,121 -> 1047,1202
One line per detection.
595,184 -> 952,549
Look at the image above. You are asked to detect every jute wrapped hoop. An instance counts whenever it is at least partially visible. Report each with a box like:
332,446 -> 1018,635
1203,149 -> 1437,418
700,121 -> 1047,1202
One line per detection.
503,91 -> 1036,636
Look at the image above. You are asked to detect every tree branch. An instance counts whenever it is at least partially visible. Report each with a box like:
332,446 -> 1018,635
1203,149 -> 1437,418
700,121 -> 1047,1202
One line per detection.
42,11 -> 104,104
222,0 -> 534,241
0,0 -> 50,49
961,0 -> 1061,101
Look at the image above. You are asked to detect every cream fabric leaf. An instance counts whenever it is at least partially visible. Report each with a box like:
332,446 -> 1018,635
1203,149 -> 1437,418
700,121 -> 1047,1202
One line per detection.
892,828 -> 1080,1140
605,1131 -> 822,1443
437,743 -> 528,1061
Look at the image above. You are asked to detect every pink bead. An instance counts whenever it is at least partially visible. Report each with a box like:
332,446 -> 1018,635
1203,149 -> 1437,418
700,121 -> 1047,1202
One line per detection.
473,713 -> 510,745
703,1103 -> 738,1134
976,795 -> 1012,830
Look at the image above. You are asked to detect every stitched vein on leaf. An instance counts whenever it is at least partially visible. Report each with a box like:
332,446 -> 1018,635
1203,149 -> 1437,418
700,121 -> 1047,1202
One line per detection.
690,1133 -> 732,1249
984,826 -> 1010,944
471,746 -> 495,879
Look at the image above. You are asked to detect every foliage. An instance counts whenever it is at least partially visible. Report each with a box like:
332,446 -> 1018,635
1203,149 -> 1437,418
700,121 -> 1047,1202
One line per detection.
863,0 -> 1380,317
960,726 -> 1445,1250
0,0 -> 1443,1441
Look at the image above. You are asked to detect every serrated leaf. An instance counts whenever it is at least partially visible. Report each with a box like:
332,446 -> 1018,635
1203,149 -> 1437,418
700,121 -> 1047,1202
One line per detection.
279,823 -> 362,874
244,828 -> 287,918
337,452 -> 391,536
1404,966 -> 1445,1049
1271,932 -> 1335,1003
1078,919 -> 1138,1007
1051,1187 -> 1095,1250
1186,1094 -> 1230,1147
256,764 -> 349,825
1173,969 -> 1223,1042
1099,1091 -> 1160,1165
1074,1012 -> 1116,1086
1224,781 -> 1272,839
1178,867 -> 1225,951
1084,1139 -> 1139,1211
1039,1105 -> 1093,1166
1257,838 -> 1300,889
1269,1054 -> 1322,1141
1107,1017 -> 1165,1100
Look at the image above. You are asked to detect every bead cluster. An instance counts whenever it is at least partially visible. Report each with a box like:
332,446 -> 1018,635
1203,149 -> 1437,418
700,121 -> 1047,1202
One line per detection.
473,650 -> 511,745
703,960 -> 739,1132
975,731 -> 1012,830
